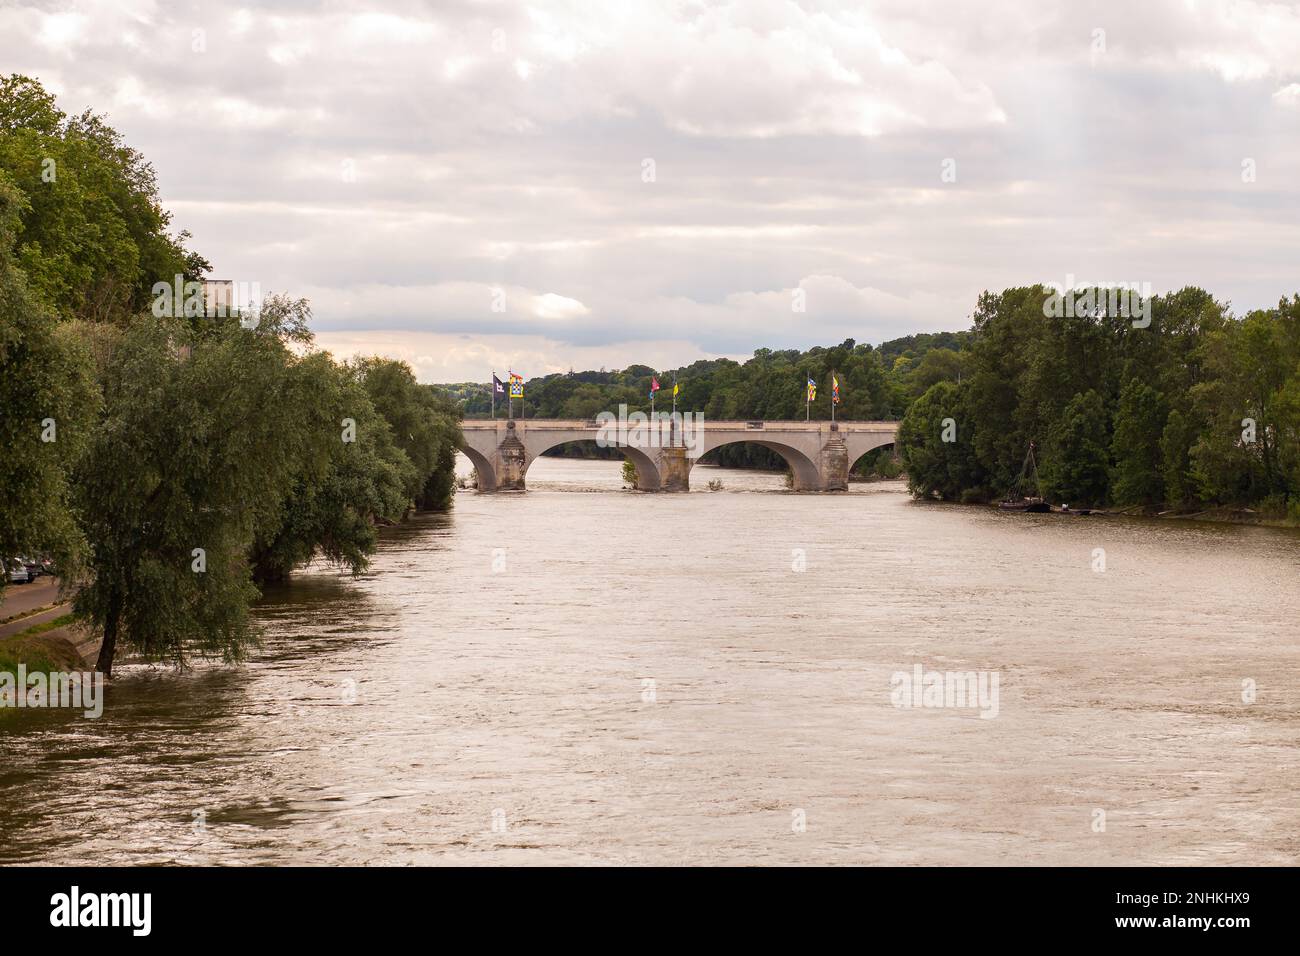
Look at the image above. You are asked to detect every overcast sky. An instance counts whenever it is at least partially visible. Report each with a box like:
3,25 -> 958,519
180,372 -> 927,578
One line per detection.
3,0 -> 1299,382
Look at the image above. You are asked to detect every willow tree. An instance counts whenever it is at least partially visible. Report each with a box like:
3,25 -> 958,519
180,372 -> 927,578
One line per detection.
74,312 -> 322,676
250,353 -> 416,582
349,356 -> 460,512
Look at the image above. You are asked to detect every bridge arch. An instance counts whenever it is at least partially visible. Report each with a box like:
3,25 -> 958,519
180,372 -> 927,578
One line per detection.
523,434 -> 663,491
458,442 -> 498,491
693,438 -> 822,491
846,433 -> 897,468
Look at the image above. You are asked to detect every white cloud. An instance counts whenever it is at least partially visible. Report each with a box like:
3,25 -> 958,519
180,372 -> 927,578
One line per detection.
1273,83 -> 1300,109
532,293 -> 589,320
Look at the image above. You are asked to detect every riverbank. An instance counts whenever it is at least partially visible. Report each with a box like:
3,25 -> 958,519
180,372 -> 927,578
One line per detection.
0,579 -> 100,699
1148,504 -> 1299,529
990,500 -> 1300,530
0,615 -> 96,722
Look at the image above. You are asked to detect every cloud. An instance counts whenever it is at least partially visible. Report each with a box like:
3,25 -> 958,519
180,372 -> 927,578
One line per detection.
2,0 -> 1299,380
1273,83 -> 1300,109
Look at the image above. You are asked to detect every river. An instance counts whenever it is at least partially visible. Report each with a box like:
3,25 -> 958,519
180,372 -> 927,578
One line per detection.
2,456 -> 1298,865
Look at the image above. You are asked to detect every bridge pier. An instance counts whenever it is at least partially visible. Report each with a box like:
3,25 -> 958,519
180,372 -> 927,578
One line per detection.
496,425 -> 527,491
658,446 -> 690,492
459,419 -> 897,493
819,432 -> 849,492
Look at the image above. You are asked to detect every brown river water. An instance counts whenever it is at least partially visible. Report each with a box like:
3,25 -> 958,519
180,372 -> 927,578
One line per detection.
2,456 -> 1298,865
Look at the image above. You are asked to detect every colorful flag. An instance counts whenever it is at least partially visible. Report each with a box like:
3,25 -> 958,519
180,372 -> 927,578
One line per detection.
832,373 -> 840,404
806,377 -> 816,401
650,376 -> 660,393
493,374 -> 505,395
509,372 -> 524,398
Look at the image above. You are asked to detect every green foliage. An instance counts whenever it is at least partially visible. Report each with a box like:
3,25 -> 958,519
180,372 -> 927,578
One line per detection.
0,173 -> 98,593
854,447 -> 904,479
452,335 -> 947,424
1110,380 -> 1167,505
0,74 -> 198,323
898,381 -> 981,499
249,313 -> 460,583
72,314 -> 323,674
894,284 -> 1300,512
1041,390 -> 1111,506
0,76 -> 467,674
248,342 -> 412,582
350,356 -> 460,511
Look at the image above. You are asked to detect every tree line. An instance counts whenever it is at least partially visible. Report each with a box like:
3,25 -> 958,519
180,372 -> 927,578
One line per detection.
0,75 -> 460,675
899,286 -> 1300,516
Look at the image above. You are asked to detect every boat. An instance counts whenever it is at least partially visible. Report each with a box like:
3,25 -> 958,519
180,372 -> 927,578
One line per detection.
999,497 -> 1050,513
998,442 -> 1050,512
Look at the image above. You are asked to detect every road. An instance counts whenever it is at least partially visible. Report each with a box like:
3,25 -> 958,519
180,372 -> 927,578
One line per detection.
0,577 -> 71,639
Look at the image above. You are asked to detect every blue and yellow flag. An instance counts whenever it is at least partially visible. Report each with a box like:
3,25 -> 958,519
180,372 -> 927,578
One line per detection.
806,377 -> 816,401
832,373 -> 840,404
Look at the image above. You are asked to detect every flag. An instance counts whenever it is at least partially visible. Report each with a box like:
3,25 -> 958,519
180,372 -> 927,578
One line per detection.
806,377 -> 816,401
832,373 -> 840,405
508,371 -> 523,398
493,374 -> 505,395
650,376 -> 660,393
673,381 -> 680,397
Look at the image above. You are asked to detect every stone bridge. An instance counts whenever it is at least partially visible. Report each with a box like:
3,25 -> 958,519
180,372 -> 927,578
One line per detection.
460,419 -> 899,492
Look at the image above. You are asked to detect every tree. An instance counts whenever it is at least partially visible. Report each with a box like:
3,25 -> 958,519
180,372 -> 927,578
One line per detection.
1041,390 -> 1111,506
73,315 -> 327,676
350,357 -> 460,511
0,173 -> 97,589
0,74 -> 195,324
1110,380 -> 1167,505
898,381 -> 982,500
250,359 -> 414,582
905,347 -> 966,399
1160,409 -> 1199,509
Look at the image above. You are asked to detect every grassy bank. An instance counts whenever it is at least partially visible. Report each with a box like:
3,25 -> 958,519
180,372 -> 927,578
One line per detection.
0,614 -> 91,722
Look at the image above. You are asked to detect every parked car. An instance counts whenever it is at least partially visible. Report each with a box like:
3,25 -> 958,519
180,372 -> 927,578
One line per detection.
22,556 -> 51,578
7,559 -> 32,584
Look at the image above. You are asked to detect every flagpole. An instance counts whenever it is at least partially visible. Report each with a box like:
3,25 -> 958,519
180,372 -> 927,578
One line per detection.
831,369 -> 836,424
672,374 -> 678,447
491,371 -> 496,420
